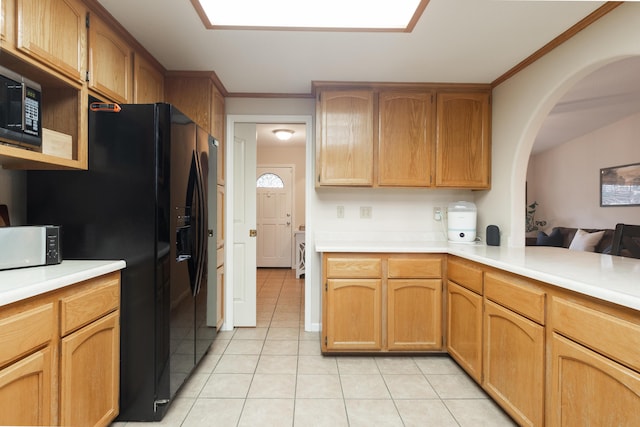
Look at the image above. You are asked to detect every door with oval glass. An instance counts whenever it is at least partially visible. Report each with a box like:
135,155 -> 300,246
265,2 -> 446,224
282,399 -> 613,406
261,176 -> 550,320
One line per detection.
256,166 -> 293,267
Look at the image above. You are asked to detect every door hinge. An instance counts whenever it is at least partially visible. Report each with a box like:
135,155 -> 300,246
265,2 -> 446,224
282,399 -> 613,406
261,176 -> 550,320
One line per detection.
85,71 -> 90,82
324,336 -> 328,346
86,12 -> 90,28
325,282 -> 327,291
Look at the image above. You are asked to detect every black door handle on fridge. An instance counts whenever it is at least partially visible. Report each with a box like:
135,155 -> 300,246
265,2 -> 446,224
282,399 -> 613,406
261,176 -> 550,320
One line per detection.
185,154 -> 198,295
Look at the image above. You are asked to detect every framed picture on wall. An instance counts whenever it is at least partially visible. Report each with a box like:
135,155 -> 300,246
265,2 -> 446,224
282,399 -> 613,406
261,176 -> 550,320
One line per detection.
600,162 -> 640,207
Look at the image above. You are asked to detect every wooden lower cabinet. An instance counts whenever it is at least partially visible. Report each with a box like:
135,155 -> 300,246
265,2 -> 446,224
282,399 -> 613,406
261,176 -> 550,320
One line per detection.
483,299 -> 544,427
0,270 -> 121,426
0,347 -> 53,426
325,278 -> 382,351
322,253 -> 442,353
548,295 -> 640,426
446,280 -> 482,382
550,333 -> 640,426
388,279 -> 441,350
60,310 -> 119,427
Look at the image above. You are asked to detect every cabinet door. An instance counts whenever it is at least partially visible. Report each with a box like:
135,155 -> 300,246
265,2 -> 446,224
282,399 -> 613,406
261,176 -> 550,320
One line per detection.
217,184 -> 225,248
484,299 -> 544,427
387,279 -> 441,350
216,264 -> 225,329
325,278 -> 382,351
435,92 -> 490,189
317,90 -> 374,186
88,13 -> 132,103
16,0 -> 86,82
60,310 -> 119,427
213,88 -> 225,184
446,281 -> 482,383
0,347 -> 53,426
1,0 -> 7,41
549,333 -> 640,427
165,76 -> 213,132
378,91 -> 433,187
133,53 -> 164,103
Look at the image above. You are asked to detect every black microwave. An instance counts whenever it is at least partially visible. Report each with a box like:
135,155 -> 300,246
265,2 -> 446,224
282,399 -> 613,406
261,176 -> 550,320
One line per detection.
0,65 -> 42,149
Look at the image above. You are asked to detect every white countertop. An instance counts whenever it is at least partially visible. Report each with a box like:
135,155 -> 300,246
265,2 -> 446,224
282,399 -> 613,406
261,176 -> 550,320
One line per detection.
0,260 -> 126,307
315,232 -> 640,311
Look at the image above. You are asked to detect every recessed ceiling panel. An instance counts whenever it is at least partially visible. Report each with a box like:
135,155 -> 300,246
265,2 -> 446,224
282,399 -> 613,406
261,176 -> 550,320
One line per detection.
192,0 -> 428,31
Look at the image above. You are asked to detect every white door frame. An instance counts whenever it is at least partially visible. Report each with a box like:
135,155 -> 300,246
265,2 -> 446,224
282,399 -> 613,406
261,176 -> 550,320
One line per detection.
224,114 -> 315,331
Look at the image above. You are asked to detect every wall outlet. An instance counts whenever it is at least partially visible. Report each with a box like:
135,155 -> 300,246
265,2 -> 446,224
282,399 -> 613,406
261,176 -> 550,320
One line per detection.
433,207 -> 442,221
337,205 -> 344,218
360,206 -> 372,219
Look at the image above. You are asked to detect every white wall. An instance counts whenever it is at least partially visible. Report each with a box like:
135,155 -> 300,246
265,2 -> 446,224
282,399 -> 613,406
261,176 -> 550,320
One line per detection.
527,112 -> 640,231
478,2 -> 640,247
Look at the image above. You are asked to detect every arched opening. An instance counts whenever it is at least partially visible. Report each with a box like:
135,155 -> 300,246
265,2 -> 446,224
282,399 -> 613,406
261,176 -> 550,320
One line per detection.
522,56 -> 640,245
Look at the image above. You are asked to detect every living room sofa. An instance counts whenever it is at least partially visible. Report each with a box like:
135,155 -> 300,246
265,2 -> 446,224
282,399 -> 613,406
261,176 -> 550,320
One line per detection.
526,226 -> 615,253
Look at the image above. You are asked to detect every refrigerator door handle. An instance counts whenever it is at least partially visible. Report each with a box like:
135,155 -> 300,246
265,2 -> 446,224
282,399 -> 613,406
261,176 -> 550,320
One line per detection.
185,154 -> 199,294
192,151 -> 208,296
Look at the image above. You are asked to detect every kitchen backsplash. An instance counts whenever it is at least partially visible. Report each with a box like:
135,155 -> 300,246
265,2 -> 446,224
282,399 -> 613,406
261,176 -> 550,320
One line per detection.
313,187 -> 475,236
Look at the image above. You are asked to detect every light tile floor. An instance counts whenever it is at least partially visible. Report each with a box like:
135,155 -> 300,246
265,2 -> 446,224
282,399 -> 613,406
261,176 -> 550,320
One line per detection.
112,268 -> 516,426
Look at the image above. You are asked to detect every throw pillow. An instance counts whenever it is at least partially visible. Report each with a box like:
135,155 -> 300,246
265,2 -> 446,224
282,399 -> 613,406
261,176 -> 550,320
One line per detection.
536,228 -> 563,247
569,229 -> 605,252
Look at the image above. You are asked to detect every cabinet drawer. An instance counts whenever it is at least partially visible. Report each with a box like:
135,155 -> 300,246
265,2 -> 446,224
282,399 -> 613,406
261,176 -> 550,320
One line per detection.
447,257 -> 483,294
388,257 -> 441,278
326,257 -> 382,278
485,272 -> 545,325
0,303 -> 55,367
60,273 -> 120,336
551,297 -> 640,372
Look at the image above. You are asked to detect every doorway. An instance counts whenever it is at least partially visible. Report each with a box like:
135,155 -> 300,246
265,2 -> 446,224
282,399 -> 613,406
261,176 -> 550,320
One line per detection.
224,114 -> 313,331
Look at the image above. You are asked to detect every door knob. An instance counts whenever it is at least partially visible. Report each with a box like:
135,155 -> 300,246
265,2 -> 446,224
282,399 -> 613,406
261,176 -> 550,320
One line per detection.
249,229 -> 257,237
286,222 -> 291,226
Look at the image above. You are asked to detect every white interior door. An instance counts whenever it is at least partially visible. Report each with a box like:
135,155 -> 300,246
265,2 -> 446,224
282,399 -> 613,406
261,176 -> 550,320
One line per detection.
232,123 -> 257,327
256,166 -> 293,267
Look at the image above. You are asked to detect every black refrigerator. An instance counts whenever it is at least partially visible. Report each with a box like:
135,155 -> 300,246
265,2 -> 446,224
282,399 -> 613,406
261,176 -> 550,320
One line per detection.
27,102 -> 218,421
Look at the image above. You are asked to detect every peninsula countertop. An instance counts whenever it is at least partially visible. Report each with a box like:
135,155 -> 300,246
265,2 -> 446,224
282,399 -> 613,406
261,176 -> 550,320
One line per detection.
0,260 -> 126,307
315,232 -> 640,311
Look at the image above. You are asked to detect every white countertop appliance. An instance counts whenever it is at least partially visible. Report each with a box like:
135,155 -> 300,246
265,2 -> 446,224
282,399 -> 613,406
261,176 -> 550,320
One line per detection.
448,201 -> 477,243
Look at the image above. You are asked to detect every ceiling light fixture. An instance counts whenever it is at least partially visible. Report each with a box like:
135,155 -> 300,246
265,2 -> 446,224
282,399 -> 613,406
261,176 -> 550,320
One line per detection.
273,129 -> 295,141
192,0 -> 429,32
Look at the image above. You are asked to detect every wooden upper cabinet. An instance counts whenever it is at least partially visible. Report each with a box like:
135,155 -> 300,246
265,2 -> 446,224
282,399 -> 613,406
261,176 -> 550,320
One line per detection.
1,0 -> 7,41
212,87 -> 225,185
133,53 -> 164,104
87,12 -> 132,103
435,92 -> 491,189
15,0 -> 87,82
165,76 -> 213,132
317,90 -> 374,186
378,91 -> 433,187
315,85 -> 491,189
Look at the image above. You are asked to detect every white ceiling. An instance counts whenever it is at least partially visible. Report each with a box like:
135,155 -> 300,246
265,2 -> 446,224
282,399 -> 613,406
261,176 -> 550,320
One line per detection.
97,0 -> 640,152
